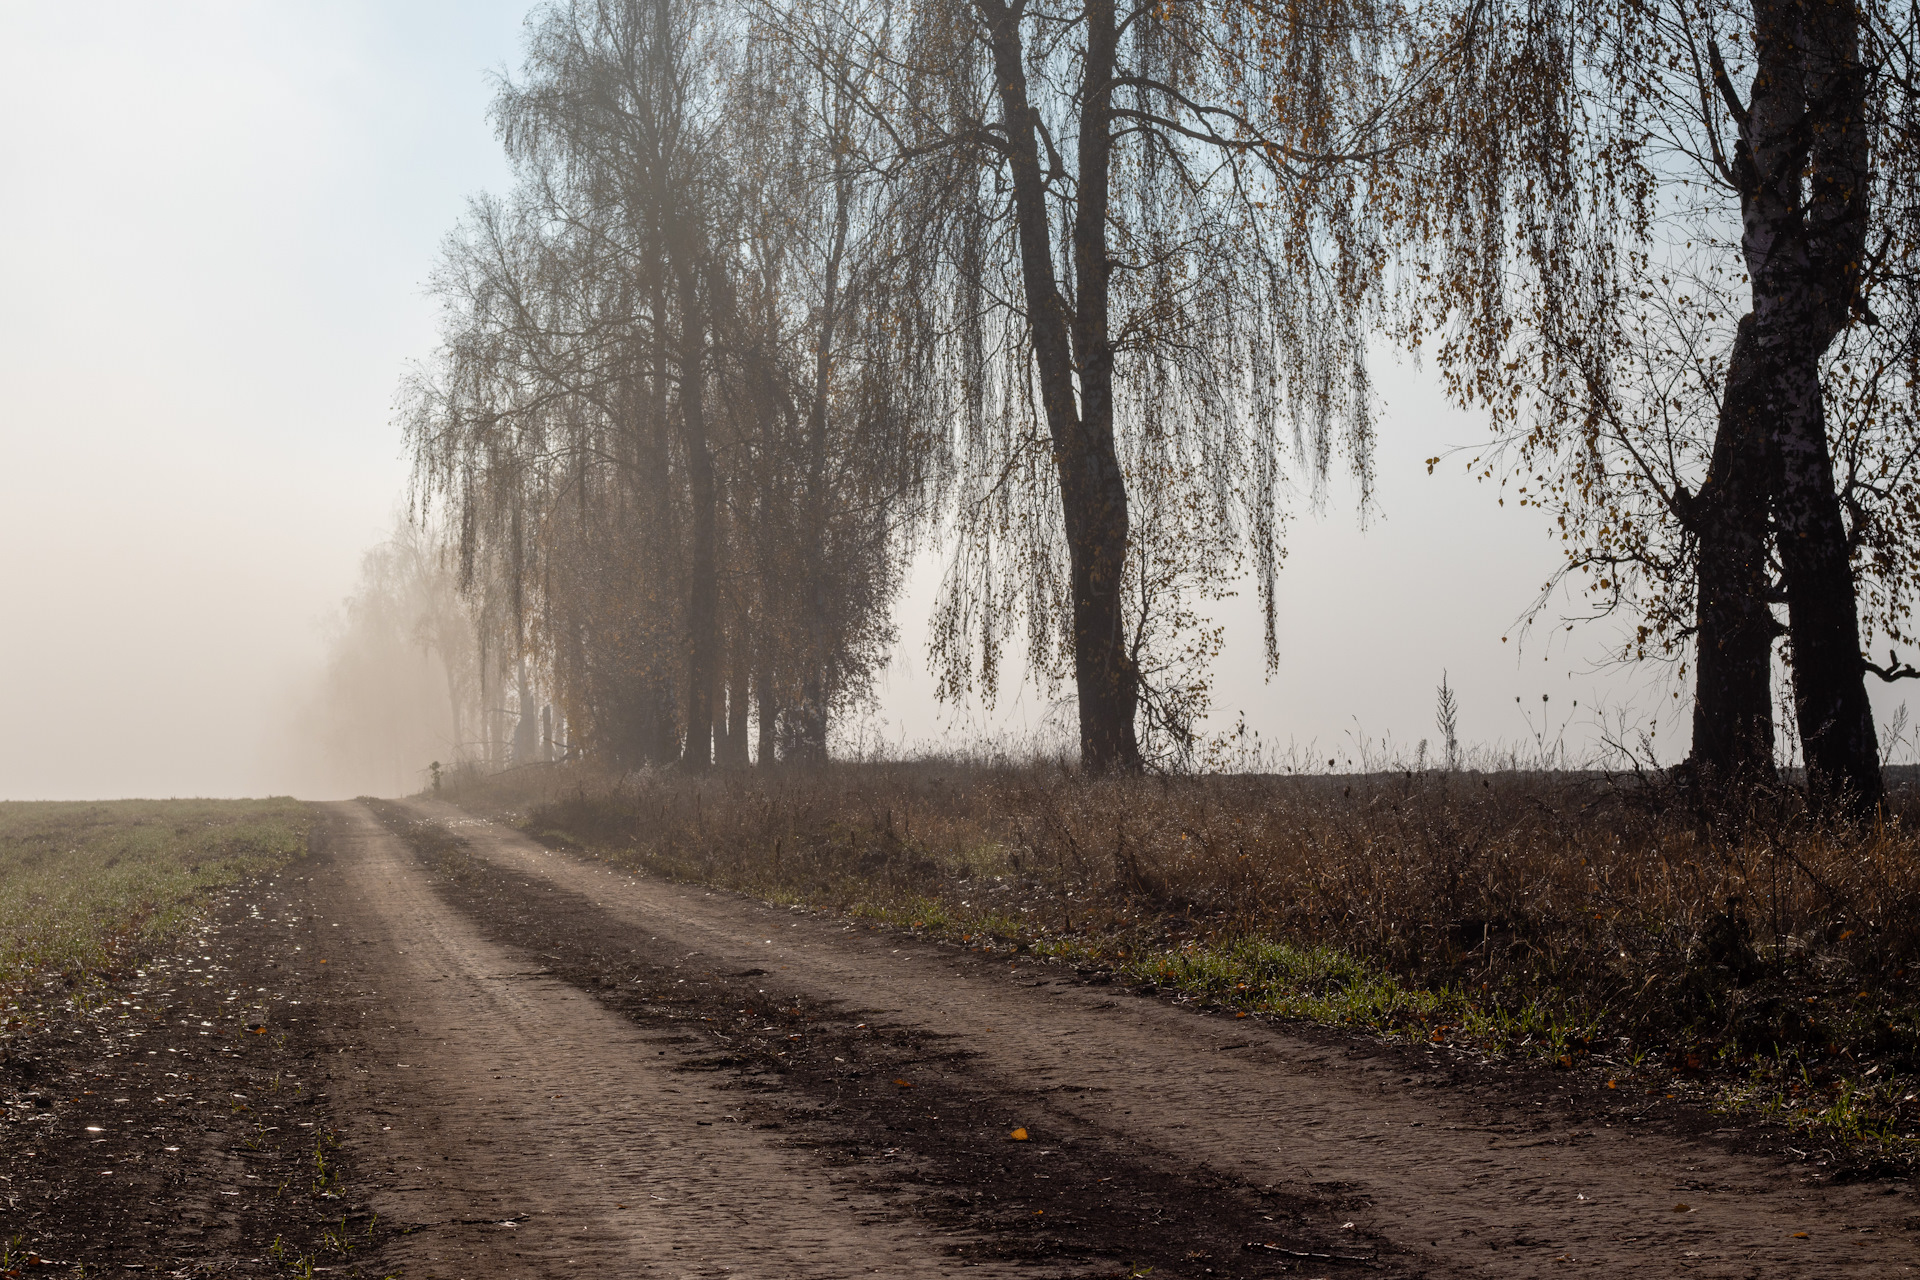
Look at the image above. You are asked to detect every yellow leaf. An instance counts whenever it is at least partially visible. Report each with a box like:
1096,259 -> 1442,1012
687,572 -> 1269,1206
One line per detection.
1791,1232 -> 1809,1239
1009,1127 -> 1029,1141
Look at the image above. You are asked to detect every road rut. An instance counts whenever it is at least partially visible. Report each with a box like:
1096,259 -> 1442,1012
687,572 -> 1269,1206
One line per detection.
317,801 -> 1015,1278
376,795 -> 1917,1278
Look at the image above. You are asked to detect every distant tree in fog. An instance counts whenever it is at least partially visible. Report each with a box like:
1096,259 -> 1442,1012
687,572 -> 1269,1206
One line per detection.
301,519 -> 480,795
407,0 -> 922,770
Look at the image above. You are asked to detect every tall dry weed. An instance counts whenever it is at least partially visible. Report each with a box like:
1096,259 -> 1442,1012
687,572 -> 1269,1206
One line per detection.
458,762 -> 1920,1079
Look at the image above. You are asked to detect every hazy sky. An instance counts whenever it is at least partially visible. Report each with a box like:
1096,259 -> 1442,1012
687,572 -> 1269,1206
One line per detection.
1,2 -> 1907,799
0,1 -> 524,798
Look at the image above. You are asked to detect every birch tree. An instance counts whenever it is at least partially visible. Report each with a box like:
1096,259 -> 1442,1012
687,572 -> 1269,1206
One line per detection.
1379,0 -> 1920,810
824,0 -> 1397,770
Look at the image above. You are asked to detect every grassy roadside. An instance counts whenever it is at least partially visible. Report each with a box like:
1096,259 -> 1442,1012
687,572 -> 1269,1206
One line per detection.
450,761 -> 1920,1173
0,798 -> 310,1049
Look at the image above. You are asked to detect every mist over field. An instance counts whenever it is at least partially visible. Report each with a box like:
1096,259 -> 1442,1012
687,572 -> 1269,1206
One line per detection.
8,3 -> 1920,1272
0,1 -> 520,801
0,1 -> 1909,802
0,12 -> 1583,801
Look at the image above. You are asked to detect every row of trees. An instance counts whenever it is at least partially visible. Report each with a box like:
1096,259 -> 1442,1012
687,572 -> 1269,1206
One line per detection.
401,0 -> 1920,808
409,0 -> 924,769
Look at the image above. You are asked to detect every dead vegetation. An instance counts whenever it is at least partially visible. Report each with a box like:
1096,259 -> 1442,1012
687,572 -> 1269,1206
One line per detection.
449,761 -> 1920,1169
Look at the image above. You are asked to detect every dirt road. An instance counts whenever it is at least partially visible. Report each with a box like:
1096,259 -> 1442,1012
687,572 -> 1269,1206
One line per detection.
315,801 -> 1021,1278
308,799 -> 1915,1277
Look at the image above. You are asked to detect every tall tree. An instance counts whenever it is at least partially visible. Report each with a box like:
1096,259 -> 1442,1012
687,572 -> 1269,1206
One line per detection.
407,0 -> 921,770
832,0 -> 1394,770
1373,0 -> 1920,810
1736,0 -> 1880,806
718,8 -> 929,763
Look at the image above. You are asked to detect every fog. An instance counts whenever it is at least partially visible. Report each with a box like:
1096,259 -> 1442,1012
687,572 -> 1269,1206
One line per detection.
1,3 -> 1908,801
0,2 -> 522,800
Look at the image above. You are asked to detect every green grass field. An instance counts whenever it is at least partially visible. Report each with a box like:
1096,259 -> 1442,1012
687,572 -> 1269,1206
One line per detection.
0,799 -> 309,1034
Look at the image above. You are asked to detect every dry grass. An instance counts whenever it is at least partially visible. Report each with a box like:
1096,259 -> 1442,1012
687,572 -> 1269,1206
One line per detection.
448,760 -> 1920,1165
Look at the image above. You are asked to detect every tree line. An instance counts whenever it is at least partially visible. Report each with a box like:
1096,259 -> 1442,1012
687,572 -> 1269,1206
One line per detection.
398,0 -> 1920,810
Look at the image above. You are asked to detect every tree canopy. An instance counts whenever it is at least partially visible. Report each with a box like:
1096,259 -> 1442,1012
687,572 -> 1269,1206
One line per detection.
395,0 -> 1920,801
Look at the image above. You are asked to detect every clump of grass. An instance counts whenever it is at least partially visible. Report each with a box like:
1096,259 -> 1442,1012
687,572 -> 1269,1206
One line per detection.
452,761 -> 1920,1164
1124,936 -> 1453,1030
1716,1050 -> 1920,1172
0,798 -> 309,1040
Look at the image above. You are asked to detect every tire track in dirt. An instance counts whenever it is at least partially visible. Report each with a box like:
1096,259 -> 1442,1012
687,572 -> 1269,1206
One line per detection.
315,801 -> 1019,1278
398,796 -> 1919,1278
368,801 -> 1383,1277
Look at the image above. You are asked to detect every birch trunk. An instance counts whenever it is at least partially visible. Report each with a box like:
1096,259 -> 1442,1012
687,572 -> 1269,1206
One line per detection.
1690,315 -> 1778,786
979,0 -> 1142,773
680,263 -> 718,771
1738,0 -> 1879,810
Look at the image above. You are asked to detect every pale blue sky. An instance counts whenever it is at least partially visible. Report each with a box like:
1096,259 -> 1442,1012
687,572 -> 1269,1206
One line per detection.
1,1 -> 1896,797
0,1 -> 524,796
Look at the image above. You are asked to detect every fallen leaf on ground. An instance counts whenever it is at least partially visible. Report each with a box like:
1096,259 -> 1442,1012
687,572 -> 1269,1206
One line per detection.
1673,1204 -> 1690,1212
893,1079 -> 913,1088
1791,1232 -> 1809,1239
1010,1127 -> 1030,1141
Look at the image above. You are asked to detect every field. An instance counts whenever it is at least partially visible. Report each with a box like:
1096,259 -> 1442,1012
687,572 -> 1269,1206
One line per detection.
455,761 -> 1920,1171
0,799 -> 405,1278
0,799 -> 309,1046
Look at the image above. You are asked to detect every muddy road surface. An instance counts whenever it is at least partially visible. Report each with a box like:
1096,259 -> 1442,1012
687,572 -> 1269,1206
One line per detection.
141,799 -> 1920,1277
